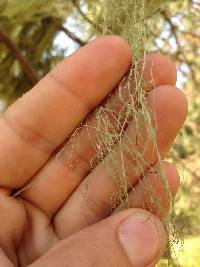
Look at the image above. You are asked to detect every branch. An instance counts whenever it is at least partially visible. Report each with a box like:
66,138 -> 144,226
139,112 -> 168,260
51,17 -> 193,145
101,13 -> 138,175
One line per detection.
71,0 -> 102,33
161,11 -> 200,87
161,11 -> 181,53
59,26 -> 87,46
0,27 -> 39,85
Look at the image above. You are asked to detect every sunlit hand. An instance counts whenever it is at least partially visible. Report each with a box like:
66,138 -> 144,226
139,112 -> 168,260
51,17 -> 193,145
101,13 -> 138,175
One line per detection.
0,36 -> 187,267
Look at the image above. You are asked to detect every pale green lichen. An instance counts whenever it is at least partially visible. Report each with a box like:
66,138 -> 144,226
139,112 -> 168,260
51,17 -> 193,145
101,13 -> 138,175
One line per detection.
89,0 -> 170,212
13,0 -> 180,263
86,0 -> 181,264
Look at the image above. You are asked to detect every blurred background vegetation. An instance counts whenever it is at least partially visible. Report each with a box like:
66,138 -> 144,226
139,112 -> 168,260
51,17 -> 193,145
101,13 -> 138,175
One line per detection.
0,0 -> 199,266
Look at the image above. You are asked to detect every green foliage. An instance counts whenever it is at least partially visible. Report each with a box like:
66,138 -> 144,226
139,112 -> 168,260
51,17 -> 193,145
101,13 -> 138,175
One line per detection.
0,0 -> 72,103
145,0 -> 168,17
1,0 -> 69,23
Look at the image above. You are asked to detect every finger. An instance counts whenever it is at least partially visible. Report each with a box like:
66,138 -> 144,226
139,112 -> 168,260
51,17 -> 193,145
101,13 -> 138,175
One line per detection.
29,209 -> 166,267
0,248 -> 14,267
54,85 -> 187,238
0,36 -> 132,188
116,161 -> 180,218
20,54 -> 177,216
141,52 -> 177,90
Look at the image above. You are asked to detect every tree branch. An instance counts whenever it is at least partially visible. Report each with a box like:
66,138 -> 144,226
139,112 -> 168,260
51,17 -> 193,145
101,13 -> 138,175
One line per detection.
161,11 -> 200,87
59,26 -> 87,46
71,0 -> 102,32
0,27 -> 39,85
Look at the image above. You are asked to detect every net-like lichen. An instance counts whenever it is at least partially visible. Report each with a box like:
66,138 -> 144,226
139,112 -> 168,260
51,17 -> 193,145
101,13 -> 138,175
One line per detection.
85,0 -> 173,214
81,0 -> 181,263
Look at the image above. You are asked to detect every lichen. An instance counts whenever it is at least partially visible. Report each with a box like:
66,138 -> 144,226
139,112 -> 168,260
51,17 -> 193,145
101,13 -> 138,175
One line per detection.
84,0 -> 181,264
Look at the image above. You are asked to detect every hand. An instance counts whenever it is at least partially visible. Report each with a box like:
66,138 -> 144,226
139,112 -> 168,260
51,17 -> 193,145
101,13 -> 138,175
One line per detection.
0,36 -> 187,267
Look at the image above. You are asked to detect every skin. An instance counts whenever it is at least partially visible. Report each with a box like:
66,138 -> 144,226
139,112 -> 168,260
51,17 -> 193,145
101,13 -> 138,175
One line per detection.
0,36 -> 188,267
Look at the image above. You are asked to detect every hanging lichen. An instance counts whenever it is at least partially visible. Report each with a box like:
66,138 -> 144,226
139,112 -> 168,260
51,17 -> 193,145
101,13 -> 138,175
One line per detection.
85,0 -> 172,214
80,0 -> 182,264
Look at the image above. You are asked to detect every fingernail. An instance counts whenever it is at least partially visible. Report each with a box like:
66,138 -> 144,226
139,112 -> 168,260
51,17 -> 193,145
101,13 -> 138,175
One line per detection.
118,211 -> 163,267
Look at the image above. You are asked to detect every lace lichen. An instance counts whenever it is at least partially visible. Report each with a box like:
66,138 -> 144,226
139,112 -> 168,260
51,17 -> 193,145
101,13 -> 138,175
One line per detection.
84,0 -> 181,264
89,0 -> 171,214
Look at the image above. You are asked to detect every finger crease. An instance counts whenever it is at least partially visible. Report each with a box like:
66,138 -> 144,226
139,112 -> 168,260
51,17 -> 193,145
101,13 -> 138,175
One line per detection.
47,71 -> 93,115
2,113 -> 55,155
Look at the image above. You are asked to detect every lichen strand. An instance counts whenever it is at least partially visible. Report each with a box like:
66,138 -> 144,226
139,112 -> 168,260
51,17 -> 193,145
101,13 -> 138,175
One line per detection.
85,0 -> 180,260
66,0 -> 180,263
90,0 -> 170,212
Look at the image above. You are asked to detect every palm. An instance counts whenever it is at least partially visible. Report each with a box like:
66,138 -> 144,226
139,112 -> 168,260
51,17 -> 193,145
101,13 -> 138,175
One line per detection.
0,37 -> 187,267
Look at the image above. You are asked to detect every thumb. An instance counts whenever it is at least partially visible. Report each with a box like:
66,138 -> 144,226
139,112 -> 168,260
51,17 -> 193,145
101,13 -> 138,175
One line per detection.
30,208 -> 167,267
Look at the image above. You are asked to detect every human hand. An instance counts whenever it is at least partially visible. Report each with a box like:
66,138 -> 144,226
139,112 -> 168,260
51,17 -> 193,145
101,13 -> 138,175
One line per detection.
0,36 -> 187,267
